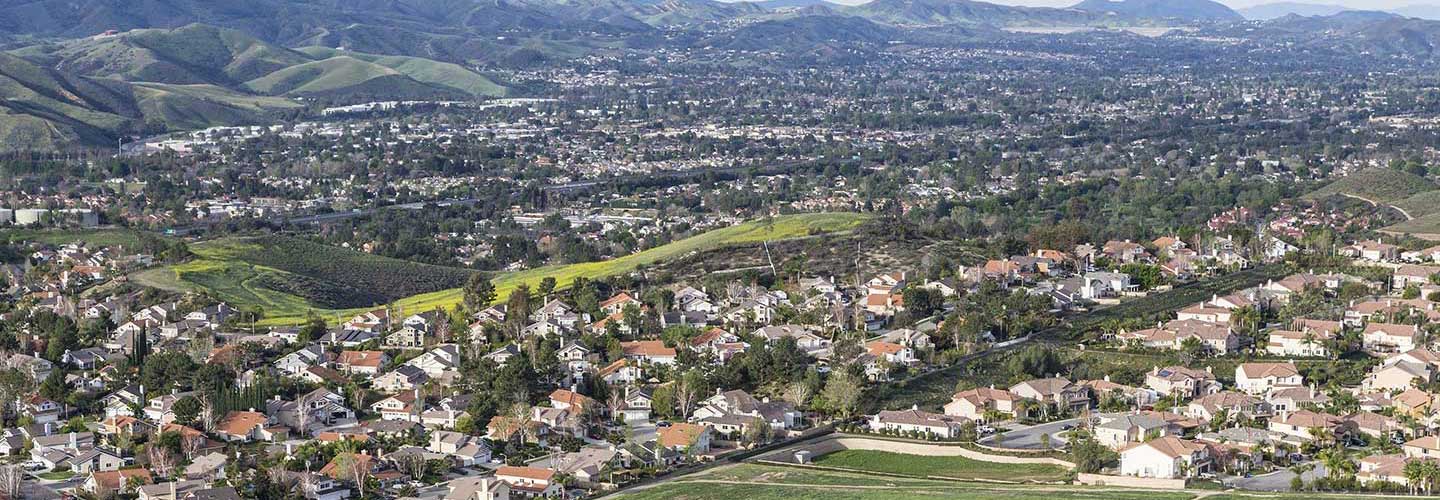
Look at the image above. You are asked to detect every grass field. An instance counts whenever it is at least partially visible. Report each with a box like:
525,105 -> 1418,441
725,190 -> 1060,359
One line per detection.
809,450 -> 1067,482
138,213 -> 869,326
1390,190 -> 1440,219
610,463 -> 1390,500
1384,212 -> 1440,239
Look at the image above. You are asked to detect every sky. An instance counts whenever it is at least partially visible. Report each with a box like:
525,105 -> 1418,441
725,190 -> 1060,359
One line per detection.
975,0 -> 1428,8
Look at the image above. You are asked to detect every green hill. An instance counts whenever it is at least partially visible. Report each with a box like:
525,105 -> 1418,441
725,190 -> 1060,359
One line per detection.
0,52 -> 137,152
21,24 -> 313,86
130,83 -> 301,130
298,47 -> 506,97
1391,190 -> 1440,219
243,56 -> 465,99
1302,168 -> 1438,204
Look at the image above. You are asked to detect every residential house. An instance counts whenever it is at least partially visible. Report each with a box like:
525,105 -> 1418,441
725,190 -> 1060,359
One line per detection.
869,408 -> 967,439
1235,363 -> 1303,395
1119,436 -> 1211,479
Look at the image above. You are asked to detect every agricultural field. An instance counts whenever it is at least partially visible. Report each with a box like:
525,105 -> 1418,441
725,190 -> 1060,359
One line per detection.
612,463 -> 1372,500
809,449 -> 1068,482
137,212 -> 869,325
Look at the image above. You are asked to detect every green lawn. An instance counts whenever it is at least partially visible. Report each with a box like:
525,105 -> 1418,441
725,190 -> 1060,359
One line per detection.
809,449 -> 1067,482
37,470 -> 74,480
612,464 -> 1404,500
138,212 -> 870,326
614,464 -> 1176,500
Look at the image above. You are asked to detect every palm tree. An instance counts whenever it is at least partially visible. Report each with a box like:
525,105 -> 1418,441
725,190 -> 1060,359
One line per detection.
1405,460 -> 1425,495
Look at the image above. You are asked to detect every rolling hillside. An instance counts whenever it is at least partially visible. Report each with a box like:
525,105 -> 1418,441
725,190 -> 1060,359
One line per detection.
18,24 -> 313,86
297,47 -> 506,97
1301,168 -> 1437,204
243,56 -> 467,99
135,213 -> 870,325
0,23 -> 508,151
0,52 -> 137,152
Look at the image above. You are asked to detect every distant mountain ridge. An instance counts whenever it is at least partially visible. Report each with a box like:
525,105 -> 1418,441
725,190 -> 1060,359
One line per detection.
1070,0 -> 1242,21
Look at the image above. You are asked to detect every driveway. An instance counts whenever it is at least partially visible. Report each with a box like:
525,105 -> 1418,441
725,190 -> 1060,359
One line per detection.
1225,463 -> 1326,492
981,418 -> 1082,450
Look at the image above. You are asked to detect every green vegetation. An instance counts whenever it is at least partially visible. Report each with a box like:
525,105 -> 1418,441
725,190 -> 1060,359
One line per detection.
810,449 -> 1067,482
134,235 -> 474,313
245,56 -> 440,97
1302,168 -> 1437,204
137,212 -> 869,325
298,47 -> 506,97
0,228 -> 155,248
872,264 -> 1292,412
37,470 -> 74,480
131,83 -> 301,130
1384,213 -> 1440,239
618,464 -> 1159,500
23,24 -> 314,84
1390,190 -> 1440,219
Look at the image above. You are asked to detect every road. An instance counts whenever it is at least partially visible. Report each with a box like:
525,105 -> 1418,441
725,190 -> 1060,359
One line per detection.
1224,463 -> 1326,492
978,415 -> 1108,450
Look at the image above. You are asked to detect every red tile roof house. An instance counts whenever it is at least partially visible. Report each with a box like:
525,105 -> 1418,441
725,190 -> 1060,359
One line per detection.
495,465 -> 560,497
619,340 -> 678,365
215,410 -> 289,442
336,350 -> 390,375
658,423 -> 714,454
85,468 -> 151,495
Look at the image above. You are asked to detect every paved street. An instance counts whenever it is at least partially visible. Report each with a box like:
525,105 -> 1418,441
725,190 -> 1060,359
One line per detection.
981,417 -> 1083,450
1225,463 -> 1326,492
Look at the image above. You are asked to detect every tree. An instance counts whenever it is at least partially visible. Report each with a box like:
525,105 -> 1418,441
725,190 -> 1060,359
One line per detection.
504,284 -> 532,338
782,381 -> 812,409
822,371 -> 864,420
172,396 -> 201,426
463,274 -> 498,313
148,442 -> 177,478
0,465 -> 19,500
538,277 -> 557,297
675,370 -> 704,419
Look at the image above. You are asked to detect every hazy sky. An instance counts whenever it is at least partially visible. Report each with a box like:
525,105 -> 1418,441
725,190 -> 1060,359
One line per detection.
974,0 -> 1427,8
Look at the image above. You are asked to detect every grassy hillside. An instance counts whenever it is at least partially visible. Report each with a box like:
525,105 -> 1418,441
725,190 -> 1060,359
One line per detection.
0,24 -> 509,151
1383,213 -> 1440,240
243,56 -> 465,99
131,83 -> 301,130
26,24 -> 313,85
136,213 -> 869,325
1391,190 -> 1440,219
0,52 -> 137,152
1302,168 -> 1438,204
298,47 -> 506,97
134,235 -> 475,313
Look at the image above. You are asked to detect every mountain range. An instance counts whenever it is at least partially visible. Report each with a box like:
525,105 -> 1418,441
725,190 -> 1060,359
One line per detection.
6,0 -> 1440,152
1237,1 -> 1440,21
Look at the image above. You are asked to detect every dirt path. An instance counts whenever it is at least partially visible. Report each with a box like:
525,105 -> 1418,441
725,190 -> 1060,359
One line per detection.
1337,192 -> 1413,220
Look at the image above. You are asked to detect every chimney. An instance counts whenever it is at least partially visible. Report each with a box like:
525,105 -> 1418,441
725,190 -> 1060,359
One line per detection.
1205,366 -> 1213,374
68,432 -> 77,450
